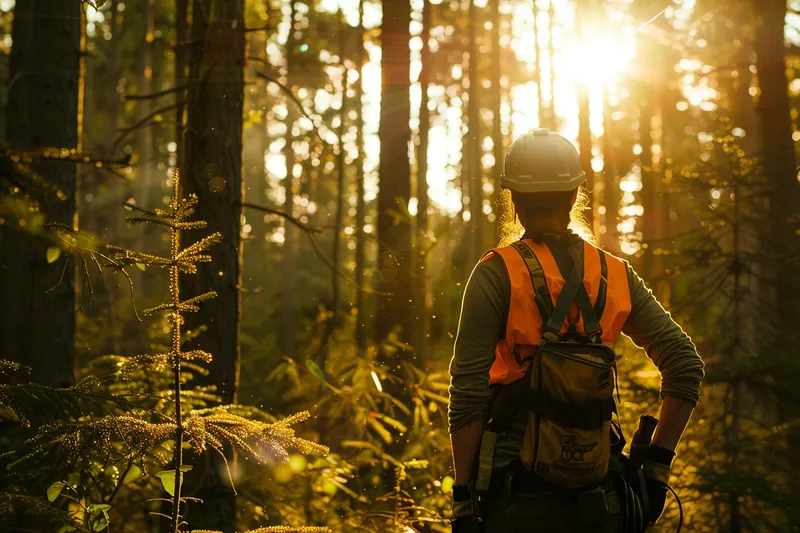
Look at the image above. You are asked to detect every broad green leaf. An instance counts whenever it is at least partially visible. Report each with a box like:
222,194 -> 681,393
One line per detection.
87,503 -> 111,513
46,247 -> 61,264
305,359 -> 327,383
136,263 -> 146,271
122,464 -> 142,485
47,481 -> 67,502
155,466 -> 192,496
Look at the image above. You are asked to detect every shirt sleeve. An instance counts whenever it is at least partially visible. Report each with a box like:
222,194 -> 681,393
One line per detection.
448,253 -> 510,433
622,262 -> 705,404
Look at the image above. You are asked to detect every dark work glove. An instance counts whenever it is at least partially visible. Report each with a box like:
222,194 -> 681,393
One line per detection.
642,445 -> 675,523
451,484 -> 481,533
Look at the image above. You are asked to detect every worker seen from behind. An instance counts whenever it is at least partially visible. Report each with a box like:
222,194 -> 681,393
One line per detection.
448,129 -> 705,532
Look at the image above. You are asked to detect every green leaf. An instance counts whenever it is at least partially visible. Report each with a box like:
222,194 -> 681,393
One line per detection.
305,359 -> 327,383
90,511 -> 109,532
47,481 -> 67,502
46,247 -> 62,264
87,504 -> 112,513
155,466 -> 192,496
239,332 -> 258,346
122,464 -> 142,485
135,263 -> 146,271
155,470 -> 176,496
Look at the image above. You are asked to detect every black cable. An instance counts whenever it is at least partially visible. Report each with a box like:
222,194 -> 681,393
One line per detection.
665,484 -> 684,533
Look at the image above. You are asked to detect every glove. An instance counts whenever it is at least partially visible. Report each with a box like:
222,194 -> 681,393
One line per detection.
642,445 -> 675,523
451,484 -> 481,533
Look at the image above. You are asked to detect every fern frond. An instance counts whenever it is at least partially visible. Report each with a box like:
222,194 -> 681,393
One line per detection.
0,359 -> 30,375
0,376 -> 131,427
8,416 -> 177,471
183,411 -> 328,463
0,492 -> 76,528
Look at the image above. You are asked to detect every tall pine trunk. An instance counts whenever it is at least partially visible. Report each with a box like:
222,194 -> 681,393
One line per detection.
754,0 -> 800,504
182,0 -> 245,530
279,0 -> 298,359
377,0 -> 413,347
466,0 -> 483,263
0,0 -> 80,387
412,0 -> 431,363
355,0 -> 368,352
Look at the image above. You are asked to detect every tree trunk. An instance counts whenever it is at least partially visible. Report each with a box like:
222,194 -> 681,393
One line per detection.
412,0 -> 431,364
466,0 -> 483,263
377,0 -> 413,347
279,0 -> 298,359
0,0 -> 80,387
533,0 -> 544,128
490,0 -> 503,239
355,0 -> 368,352
175,0 -> 188,172
546,0 -> 556,130
181,0 -> 245,530
753,0 -> 800,504
601,85 -> 620,255
574,1 -> 594,234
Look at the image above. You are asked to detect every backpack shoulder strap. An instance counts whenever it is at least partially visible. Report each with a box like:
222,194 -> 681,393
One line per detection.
541,237 -> 603,341
510,240 -> 554,320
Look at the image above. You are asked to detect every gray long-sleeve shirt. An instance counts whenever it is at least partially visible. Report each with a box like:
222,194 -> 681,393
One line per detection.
448,238 -> 704,468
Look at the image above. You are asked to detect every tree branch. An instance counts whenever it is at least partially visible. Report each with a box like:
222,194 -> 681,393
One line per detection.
114,102 -> 183,150
240,201 -> 388,295
125,85 -> 187,101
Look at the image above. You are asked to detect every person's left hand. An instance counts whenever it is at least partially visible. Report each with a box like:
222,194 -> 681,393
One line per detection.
642,445 -> 675,523
451,484 -> 480,533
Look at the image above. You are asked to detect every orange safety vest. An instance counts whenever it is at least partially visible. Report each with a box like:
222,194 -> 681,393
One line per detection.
486,238 -> 632,386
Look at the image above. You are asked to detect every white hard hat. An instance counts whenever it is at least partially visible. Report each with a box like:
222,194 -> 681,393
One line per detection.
501,129 -> 586,193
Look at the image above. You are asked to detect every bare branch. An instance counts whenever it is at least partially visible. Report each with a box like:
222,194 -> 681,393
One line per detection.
125,85 -> 188,101
114,102 -> 183,150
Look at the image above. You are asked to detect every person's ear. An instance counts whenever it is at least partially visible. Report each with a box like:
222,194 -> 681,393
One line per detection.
570,188 -> 579,207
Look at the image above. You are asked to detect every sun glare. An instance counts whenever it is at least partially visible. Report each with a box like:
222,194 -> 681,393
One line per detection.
560,32 -> 637,88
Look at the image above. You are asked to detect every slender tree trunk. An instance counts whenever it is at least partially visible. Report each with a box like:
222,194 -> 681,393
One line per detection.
533,0 -> 544,128
601,85 -> 620,254
175,0 -> 188,172
412,0 -> 431,364
466,0 -> 483,263
318,11 -> 348,371
574,2 -> 594,234
181,0 -> 245,530
0,0 -> 80,387
546,0 -> 556,129
279,0 -> 298,359
355,0 -> 368,352
490,0 -> 503,239
377,0 -> 413,346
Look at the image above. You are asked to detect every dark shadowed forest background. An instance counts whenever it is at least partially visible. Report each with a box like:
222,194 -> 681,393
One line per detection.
0,0 -> 799,531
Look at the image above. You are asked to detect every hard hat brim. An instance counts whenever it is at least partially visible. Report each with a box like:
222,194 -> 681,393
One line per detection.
501,171 -> 587,193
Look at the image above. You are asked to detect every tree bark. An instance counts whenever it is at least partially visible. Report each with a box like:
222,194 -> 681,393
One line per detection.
490,0 -> 503,234
753,0 -> 800,504
412,0 -> 431,364
466,0 -> 483,263
377,0 -> 413,347
181,0 -> 245,529
355,0 -> 368,352
279,0 -> 298,359
0,0 -> 80,387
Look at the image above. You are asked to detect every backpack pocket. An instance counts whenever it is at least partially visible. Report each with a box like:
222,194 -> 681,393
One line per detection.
520,341 -> 617,489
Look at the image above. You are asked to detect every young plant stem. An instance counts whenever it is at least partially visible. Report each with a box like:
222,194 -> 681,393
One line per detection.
169,175 -> 184,533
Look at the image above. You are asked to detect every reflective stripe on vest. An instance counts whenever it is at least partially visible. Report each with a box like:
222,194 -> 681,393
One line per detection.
488,239 -> 632,386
